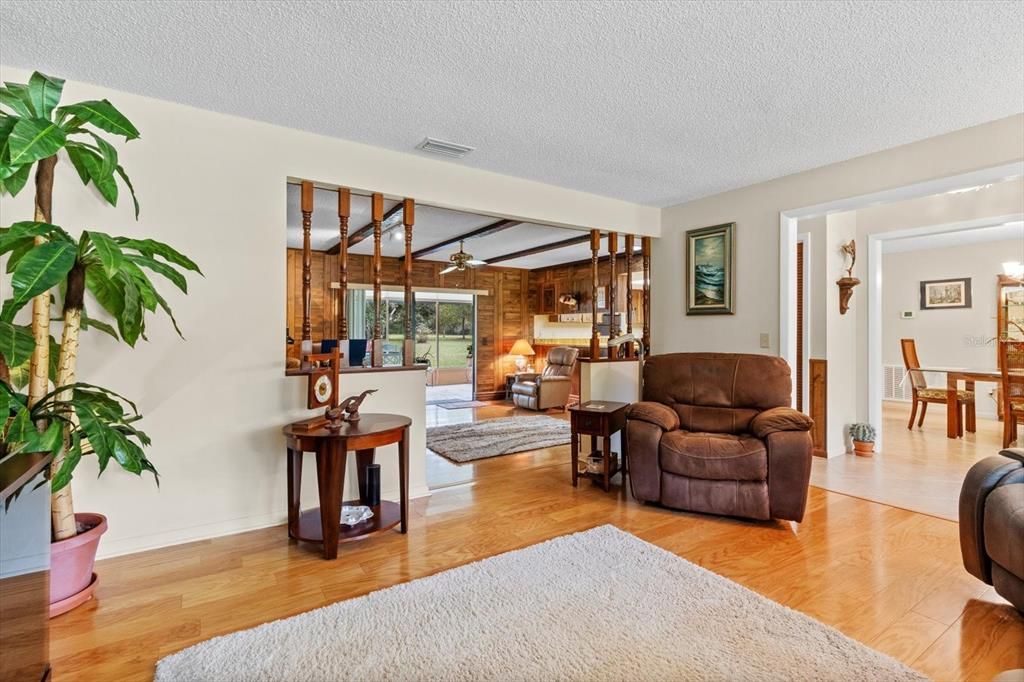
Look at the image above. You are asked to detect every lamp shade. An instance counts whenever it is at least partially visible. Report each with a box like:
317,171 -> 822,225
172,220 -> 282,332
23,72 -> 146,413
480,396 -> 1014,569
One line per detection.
509,339 -> 535,356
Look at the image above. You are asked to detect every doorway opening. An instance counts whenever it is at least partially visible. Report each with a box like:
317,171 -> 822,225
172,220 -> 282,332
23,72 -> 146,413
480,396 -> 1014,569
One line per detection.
784,168 -> 1024,520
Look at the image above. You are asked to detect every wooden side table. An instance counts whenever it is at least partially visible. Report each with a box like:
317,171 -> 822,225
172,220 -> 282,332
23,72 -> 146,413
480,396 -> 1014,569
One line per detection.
569,400 -> 630,492
282,414 -> 411,560
505,371 -> 532,400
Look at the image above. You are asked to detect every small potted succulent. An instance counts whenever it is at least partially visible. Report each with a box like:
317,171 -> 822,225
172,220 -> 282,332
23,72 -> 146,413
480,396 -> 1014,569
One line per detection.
849,422 -> 876,456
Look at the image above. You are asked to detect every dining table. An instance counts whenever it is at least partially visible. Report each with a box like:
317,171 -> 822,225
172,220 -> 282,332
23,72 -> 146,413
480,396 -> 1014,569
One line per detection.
918,366 -> 1024,439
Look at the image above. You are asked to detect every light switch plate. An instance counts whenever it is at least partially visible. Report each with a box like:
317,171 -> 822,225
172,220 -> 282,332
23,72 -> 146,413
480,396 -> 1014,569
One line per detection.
759,333 -> 770,349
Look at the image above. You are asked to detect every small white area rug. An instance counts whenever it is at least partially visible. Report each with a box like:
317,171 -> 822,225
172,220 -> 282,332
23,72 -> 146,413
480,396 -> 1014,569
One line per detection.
155,525 -> 926,682
426,415 -> 570,462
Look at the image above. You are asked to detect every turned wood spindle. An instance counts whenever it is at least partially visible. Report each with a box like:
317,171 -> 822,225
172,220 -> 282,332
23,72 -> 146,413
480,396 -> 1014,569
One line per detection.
625,234 -> 635,358
300,181 -> 314,348
337,187 -> 351,341
642,236 -> 652,353
371,193 -> 384,366
590,229 -> 601,361
607,231 -> 619,358
403,198 -> 415,366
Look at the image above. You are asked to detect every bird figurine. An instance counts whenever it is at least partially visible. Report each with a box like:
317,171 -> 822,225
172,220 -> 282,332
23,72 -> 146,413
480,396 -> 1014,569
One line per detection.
324,389 -> 378,429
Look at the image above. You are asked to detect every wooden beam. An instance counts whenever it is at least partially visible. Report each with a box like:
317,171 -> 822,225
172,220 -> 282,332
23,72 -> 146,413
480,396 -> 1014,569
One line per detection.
590,229 -> 601,361
337,187 -> 350,341
403,198 -> 416,366
300,180 -> 314,345
371,193 -> 384,367
486,233 -> 591,266
527,244 -> 643,271
407,219 -> 520,260
326,202 -> 403,254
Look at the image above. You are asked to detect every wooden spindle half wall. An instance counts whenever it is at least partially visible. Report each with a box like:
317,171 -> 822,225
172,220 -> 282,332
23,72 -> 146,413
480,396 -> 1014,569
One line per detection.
300,181 -> 314,350
371,192 -> 384,367
403,198 -> 415,366
337,187 -> 351,340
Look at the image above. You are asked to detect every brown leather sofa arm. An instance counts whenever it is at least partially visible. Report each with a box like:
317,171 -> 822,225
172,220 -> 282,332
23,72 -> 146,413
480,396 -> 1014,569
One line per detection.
750,407 -> 813,438
960,454 -> 1024,584
626,401 -> 680,432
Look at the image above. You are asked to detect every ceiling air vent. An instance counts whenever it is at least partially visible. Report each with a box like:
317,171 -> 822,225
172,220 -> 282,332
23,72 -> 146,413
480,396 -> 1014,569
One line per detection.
416,137 -> 475,158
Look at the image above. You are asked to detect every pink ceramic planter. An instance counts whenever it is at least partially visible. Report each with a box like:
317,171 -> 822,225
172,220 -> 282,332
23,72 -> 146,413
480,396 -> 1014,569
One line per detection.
49,512 -> 107,618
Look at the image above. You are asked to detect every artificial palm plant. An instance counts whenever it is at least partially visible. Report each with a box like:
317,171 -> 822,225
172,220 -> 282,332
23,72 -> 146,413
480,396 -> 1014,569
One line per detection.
0,71 -> 200,541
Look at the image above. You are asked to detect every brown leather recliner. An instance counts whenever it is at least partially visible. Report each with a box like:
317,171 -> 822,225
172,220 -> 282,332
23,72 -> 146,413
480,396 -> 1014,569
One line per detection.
626,353 -> 814,522
960,449 -> 1024,612
511,346 -> 579,411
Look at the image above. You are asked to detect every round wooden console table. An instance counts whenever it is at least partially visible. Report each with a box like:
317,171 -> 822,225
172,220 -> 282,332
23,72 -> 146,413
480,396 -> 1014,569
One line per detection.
282,413 -> 411,560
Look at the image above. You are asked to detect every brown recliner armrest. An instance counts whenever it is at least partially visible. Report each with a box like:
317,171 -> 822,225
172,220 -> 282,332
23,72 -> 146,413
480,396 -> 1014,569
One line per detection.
537,375 -> 569,383
626,401 -> 680,432
750,407 -> 813,438
960,455 -> 1024,584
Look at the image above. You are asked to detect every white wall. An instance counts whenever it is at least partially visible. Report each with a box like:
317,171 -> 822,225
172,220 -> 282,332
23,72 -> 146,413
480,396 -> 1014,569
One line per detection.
0,66 -> 659,558
882,238 -> 1023,418
825,212 -> 859,455
653,114 -> 1024,359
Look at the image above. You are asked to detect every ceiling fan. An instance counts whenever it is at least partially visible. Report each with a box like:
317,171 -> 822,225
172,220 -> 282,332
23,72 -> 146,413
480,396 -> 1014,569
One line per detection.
440,240 -> 487,274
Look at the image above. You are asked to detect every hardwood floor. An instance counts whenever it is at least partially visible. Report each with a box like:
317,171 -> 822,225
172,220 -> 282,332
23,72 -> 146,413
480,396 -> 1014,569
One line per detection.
53,409 -> 1022,681
811,401 -> 1004,521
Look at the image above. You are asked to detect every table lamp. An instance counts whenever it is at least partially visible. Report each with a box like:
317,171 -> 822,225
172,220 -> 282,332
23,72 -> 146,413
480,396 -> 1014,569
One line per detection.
509,338 -> 535,372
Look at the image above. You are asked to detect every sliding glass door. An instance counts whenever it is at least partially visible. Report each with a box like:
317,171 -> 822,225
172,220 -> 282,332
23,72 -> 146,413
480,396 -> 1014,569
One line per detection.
349,289 -> 474,374
414,293 -> 474,394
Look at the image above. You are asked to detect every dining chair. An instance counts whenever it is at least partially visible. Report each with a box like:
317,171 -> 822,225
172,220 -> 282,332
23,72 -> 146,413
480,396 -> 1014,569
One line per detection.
1000,340 -> 1024,448
900,338 -> 974,433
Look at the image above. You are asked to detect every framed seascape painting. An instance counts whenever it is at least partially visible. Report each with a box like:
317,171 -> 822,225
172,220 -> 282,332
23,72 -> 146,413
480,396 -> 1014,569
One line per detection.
920,277 -> 972,310
686,223 -> 734,315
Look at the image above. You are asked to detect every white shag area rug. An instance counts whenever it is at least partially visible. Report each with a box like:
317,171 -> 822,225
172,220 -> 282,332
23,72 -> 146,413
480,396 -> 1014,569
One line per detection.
155,525 -> 926,682
426,415 -> 570,462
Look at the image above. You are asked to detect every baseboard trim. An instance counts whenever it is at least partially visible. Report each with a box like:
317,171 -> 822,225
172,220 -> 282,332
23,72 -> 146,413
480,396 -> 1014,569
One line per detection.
474,390 -> 507,401
95,484 -> 432,560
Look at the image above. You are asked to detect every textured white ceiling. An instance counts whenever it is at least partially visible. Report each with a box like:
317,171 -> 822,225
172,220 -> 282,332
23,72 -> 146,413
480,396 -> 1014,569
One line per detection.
3,1 -> 1022,206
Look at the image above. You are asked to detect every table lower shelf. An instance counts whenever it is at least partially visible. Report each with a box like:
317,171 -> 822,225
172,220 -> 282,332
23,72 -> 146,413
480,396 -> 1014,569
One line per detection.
293,500 -> 401,544
578,466 -> 623,481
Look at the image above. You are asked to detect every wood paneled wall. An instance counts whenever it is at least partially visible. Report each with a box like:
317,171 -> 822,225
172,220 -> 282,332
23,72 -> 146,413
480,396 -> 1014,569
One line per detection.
286,249 -> 529,399
526,257 -> 644,323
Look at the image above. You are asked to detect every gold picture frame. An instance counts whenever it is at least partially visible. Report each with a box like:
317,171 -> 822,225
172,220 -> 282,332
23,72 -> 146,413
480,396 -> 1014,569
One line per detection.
686,223 -> 735,315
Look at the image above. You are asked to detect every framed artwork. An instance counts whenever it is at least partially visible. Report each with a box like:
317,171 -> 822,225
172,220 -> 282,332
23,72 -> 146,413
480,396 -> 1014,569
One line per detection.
540,284 -> 557,314
686,222 -> 734,315
920,277 -> 972,310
